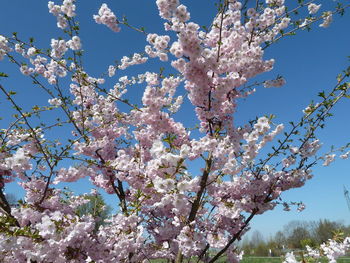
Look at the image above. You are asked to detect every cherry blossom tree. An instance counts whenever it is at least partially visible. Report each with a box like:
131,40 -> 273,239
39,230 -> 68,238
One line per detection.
0,0 -> 349,262
284,233 -> 350,263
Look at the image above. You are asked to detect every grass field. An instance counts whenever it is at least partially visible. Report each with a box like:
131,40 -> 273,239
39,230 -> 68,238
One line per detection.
240,257 -> 281,263
239,257 -> 350,262
152,256 -> 350,262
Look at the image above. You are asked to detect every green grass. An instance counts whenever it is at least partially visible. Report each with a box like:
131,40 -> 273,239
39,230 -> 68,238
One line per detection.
151,257 -> 350,262
240,257 -> 282,263
240,257 -> 350,263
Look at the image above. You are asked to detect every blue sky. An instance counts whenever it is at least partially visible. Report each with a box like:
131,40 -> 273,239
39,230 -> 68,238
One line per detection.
0,0 -> 349,238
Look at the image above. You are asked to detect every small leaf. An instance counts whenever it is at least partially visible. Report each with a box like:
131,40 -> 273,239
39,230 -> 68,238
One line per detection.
0,72 -> 8,77
318,91 -> 326,99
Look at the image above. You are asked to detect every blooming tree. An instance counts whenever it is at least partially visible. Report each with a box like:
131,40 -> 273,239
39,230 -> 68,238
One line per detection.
0,0 -> 349,262
283,234 -> 350,263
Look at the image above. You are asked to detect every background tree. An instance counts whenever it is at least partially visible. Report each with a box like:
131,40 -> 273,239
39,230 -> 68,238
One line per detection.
311,219 -> 345,245
75,191 -> 112,231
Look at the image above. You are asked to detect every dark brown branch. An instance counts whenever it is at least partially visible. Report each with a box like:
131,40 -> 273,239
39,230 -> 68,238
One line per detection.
0,187 -> 20,227
209,210 -> 257,262
187,157 -> 212,223
95,149 -> 128,215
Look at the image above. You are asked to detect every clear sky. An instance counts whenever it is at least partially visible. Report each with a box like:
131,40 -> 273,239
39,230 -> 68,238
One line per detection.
0,0 -> 349,238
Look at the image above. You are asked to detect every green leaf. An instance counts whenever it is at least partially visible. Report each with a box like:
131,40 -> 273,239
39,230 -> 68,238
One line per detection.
318,91 -> 326,99
0,72 -> 8,77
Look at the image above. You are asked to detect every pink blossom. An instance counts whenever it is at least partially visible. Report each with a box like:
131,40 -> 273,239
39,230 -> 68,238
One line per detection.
94,4 -> 120,32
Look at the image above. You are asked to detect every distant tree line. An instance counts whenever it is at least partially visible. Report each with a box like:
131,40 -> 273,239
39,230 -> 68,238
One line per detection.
240,219 -> 350,256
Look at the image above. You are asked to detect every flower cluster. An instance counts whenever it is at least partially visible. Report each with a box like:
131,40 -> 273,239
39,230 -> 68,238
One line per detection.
50,39 -> 68,58
283,237 -> 350,263
264,77 -> 286,88
48,0 -> 76,29
118,53 -> 148,70
0,35 -> 11,60
320,11 -> 333,28
145,33 -> 171,61
321,237 -> 350,262
66,36 -> 82,51
308,3 -> 321,15
322,154 -> 336,166
13,38 -> 83,84
93,4 -> 120,32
